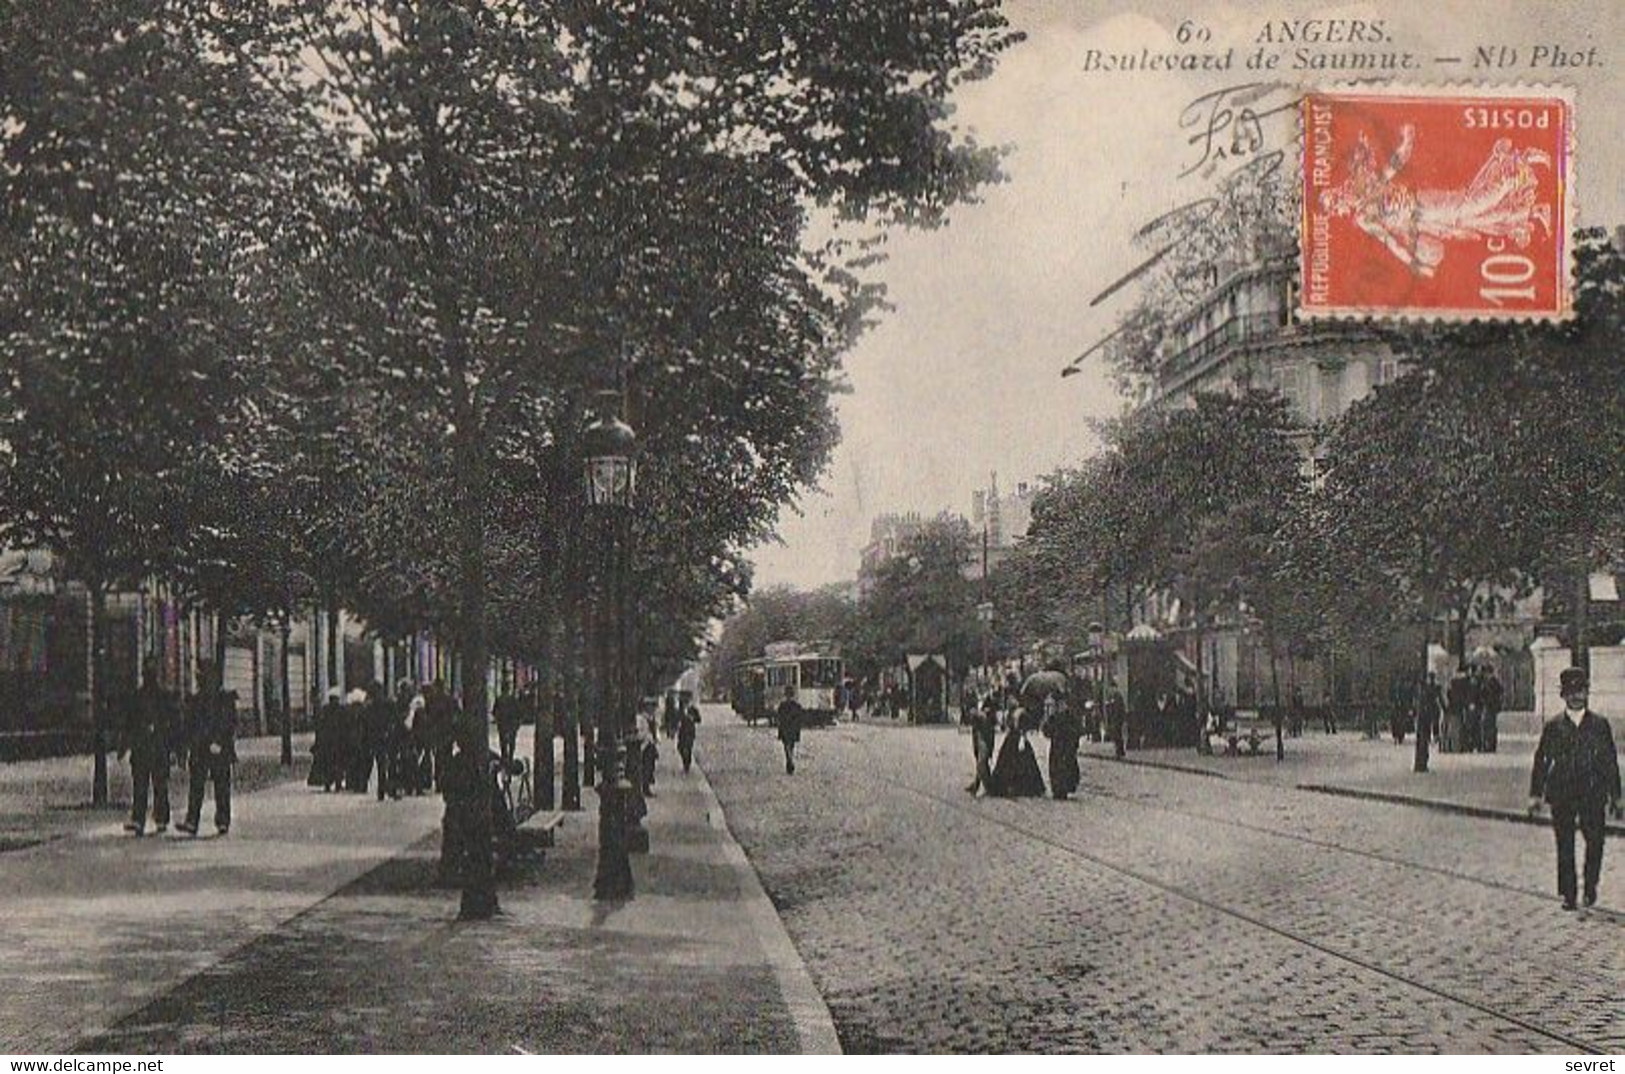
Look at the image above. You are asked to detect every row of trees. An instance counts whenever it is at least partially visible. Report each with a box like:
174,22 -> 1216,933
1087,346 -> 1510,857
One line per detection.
0,1 -> 1023,811
711,230 -> 1624,705
1010,229 -> 1625,703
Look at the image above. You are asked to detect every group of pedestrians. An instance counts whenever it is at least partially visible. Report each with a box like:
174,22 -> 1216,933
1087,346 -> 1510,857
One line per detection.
310,679 -> 466,799
1391,664 -> 1504,755
120,658 -> 238,837
962,676 -> 1088,801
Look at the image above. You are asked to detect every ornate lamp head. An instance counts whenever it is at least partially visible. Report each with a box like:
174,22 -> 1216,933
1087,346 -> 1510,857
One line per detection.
582,390 -> 637,510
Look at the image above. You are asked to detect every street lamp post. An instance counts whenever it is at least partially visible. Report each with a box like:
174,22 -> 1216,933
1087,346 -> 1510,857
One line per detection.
584,390 -> 638,901
977,601 -> 995,686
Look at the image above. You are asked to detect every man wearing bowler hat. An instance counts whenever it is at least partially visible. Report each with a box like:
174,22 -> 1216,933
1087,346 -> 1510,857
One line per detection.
1528,667 -> 1622,910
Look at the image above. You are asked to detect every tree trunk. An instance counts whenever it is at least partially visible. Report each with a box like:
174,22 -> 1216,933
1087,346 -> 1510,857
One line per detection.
1263,620 -> 1285,760
1451,587 -> 1472,670
214,611 -> 229,684
537,620 -> 558,812
250,630 -> 263,735
89,582 -> 109,807
279,617 -> 294,765
1192,613 -> 1207,748
325,604 -> 341,694
1572,563 -> 1590,672
452,422 -> 497,920
1266,628 -> 1283,708
562,606 -> 583,810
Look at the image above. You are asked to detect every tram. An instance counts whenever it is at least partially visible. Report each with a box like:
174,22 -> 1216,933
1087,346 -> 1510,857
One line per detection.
730,641 -> 844,724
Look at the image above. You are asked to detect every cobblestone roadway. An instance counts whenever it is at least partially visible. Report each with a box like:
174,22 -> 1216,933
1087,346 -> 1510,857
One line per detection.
699,710 -> 1625,1053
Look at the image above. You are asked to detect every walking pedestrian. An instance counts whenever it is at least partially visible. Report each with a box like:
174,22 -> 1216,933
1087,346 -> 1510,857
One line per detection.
989,696 -> 1045,798
1444,665 -> 1471,753
424,679 -> 458,792
309,688 -> 342,791
1480,664 -> 1505,753
405,682 -> 431,794
344,688 -> 372,793
1465,665 -> 1486,753
776,685 -> 803,774
123,657 -> 177,836
367,682 -> 395,801
677,702 -> 700,773
965,691 -> 998,796
176,662 -> 236,837
391,681 -> 418,796
639,698 -> 659,796
1413,671 -> 1443,773
493,685 -> 522,770
1528,668 -> 1622,910
1104,679 -> 1127,759
1041,693 -> 1082,800
1388,676 -> 1412,745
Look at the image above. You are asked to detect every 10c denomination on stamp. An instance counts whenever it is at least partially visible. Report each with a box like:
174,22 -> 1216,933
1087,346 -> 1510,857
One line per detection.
1300,85 -> 1574,321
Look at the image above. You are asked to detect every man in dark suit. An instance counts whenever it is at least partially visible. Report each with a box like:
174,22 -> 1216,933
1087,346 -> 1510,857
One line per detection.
1413,671 -> 1444,773
1528,667 -> 1623,910
123,658 -> 177,835
1104,680 -> 1127,758
1480,664 -> 1505,753
965,691 -> 999,795
176,661 -> 237,837
776,685 -> 803,774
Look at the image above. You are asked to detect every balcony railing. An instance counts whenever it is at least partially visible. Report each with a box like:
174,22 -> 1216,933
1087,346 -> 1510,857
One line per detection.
1161,312 -> 1285,377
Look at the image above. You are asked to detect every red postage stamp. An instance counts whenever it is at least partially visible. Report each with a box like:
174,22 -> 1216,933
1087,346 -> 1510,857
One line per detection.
1299,86 -> 1573,321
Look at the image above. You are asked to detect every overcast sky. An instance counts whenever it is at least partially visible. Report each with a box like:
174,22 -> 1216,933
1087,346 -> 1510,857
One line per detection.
748,0 -> 1623,592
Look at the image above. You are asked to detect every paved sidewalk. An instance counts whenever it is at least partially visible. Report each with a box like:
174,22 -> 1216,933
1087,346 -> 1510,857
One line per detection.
76,744 -> 837,1053
1081,726 -> 1625,834
2,755 -> 445,1053
0,734 -> 317,846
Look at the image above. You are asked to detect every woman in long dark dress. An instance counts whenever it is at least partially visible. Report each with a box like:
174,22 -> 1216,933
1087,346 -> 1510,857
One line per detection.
989,702 -> 1046,798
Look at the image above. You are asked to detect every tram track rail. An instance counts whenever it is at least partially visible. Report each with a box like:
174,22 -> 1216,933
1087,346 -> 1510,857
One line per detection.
805,744 -> 1616,1055
1082,778 -> 1625,928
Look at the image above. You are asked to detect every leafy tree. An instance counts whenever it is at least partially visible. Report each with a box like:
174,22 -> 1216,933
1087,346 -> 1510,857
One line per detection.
0,2 -> 314,801
844,516 -> 981,677
1116,391 -> 1304,712
1382,230 -> 1625,659
1320,358 -> 1548,668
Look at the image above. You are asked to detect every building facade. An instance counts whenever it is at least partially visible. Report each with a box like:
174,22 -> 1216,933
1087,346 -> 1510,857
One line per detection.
1145,259 -> 1402,425
857,511 -> 928,598
969,472 -> 1035,576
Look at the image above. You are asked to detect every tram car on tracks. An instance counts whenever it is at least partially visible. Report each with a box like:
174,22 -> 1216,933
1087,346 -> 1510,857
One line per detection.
730,641 -> 844,725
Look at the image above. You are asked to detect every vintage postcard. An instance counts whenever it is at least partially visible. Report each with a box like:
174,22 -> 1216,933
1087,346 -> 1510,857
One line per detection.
1,0 -> 1621,1060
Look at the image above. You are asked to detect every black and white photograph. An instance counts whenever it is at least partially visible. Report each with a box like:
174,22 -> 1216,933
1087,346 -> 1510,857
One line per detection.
1,0 -> 1622,1057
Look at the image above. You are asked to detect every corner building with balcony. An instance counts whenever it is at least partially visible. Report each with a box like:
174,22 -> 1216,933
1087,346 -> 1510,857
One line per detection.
1134,258 -> 1412,722
1146,259 -> 1401,425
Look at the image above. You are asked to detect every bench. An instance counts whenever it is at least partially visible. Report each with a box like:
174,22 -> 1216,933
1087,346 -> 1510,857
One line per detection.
1209,728 -> 1267,756
520,809 -> 566,848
